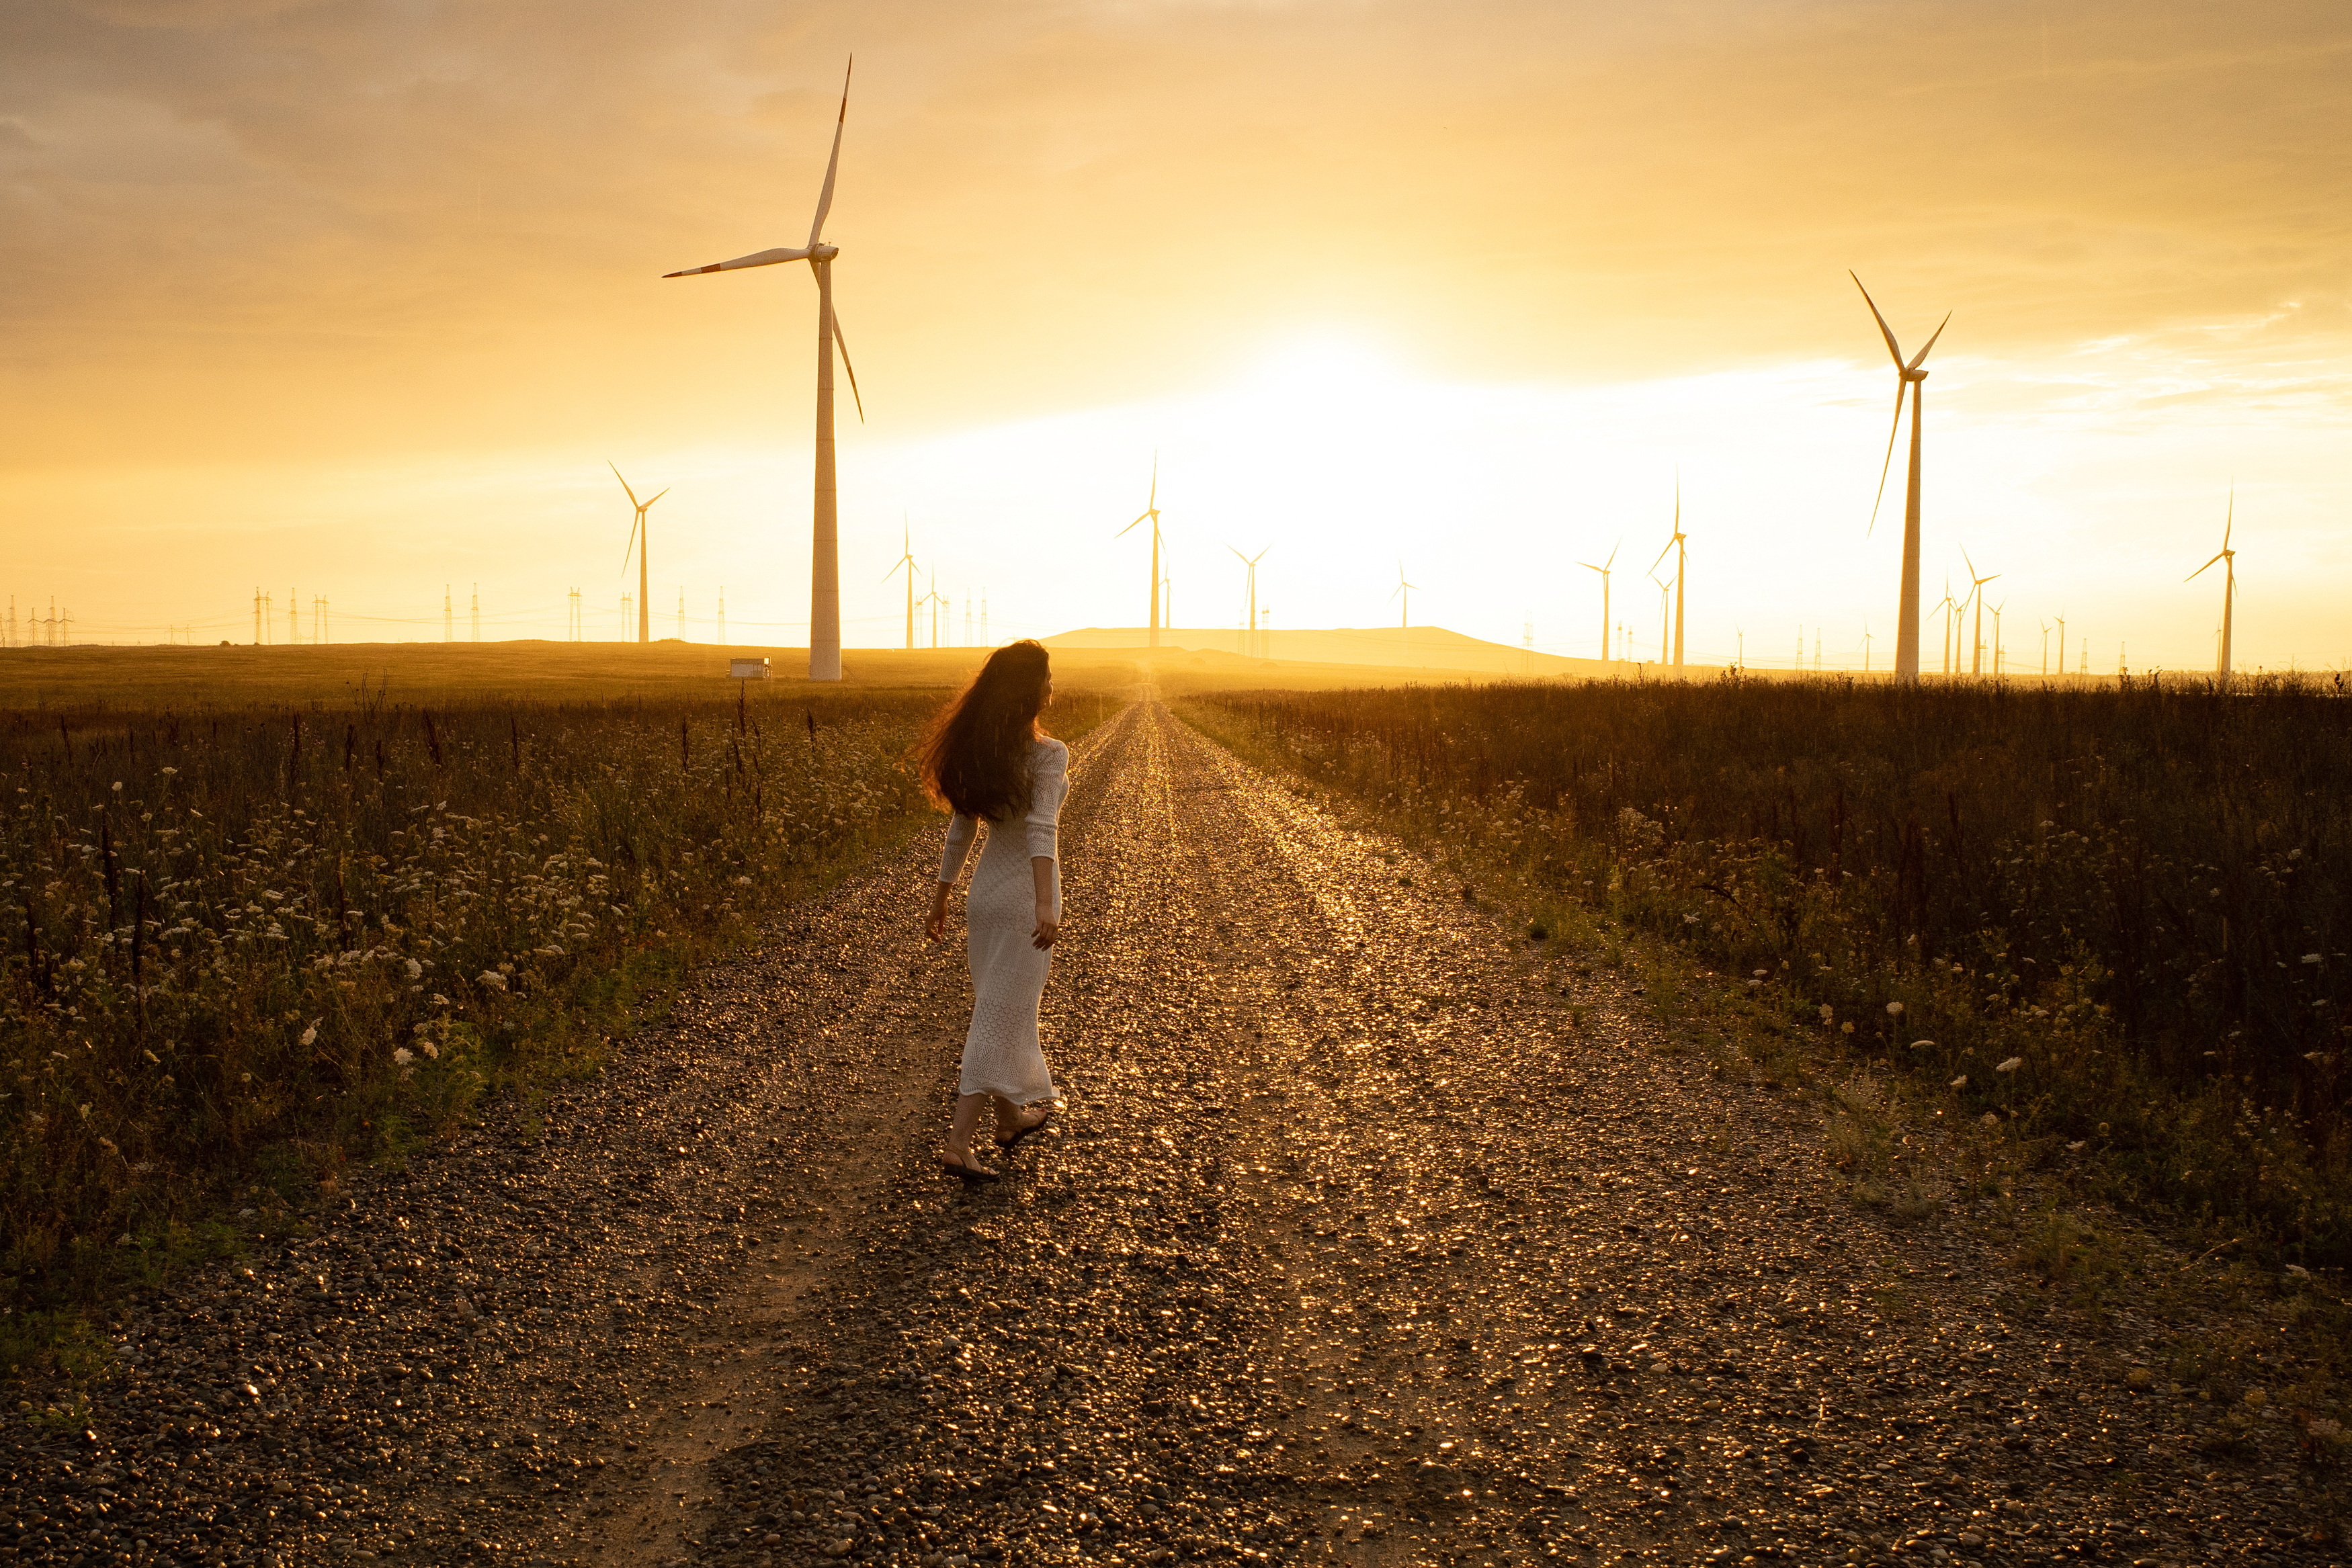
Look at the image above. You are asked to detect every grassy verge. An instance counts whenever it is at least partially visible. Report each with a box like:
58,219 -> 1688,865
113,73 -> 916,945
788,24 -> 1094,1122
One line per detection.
3,683 -> 1126,1381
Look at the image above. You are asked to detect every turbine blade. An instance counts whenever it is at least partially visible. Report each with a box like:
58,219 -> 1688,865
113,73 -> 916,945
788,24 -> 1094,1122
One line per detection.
1905,311 -> 1953,372
2187,552 -> 2226,582
1579,562 -> 1604,574
663,246 -> 812,277
1867,380 -> 1904,535
644,488 -> 669,507
806,58 -> 852,251
1116,515 -> 1147,538
620,515 -> 640,572
1228,545 -> 1249,563
1148,453 -> 1159,512
1851,272 -> 1906,367
1649,538 -> 1675,576
1604,542 -> 1619,570
829,304 -> 865,422
2224,486 -> 2234,551
610,462 -> 642,510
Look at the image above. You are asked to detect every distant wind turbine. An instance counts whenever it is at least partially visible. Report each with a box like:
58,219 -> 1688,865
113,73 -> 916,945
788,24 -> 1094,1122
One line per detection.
1578,545 -> 1619,664
663,58 -> 865,682
1853,274 -> 1951,683
610,463 -> 669,646
1648,482 -> 1687,671
1962,549 -> 1999,676
883,521 -> 919,650
1229,545 -> 1268,658
1390,563 -> 1417,632
2186,489 -> 2238,677
2055,614 -> 2067,678
1116,455 -> 1167,649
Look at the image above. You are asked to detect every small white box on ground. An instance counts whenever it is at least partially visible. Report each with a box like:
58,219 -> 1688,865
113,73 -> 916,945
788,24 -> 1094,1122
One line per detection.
728,658 -> 771,679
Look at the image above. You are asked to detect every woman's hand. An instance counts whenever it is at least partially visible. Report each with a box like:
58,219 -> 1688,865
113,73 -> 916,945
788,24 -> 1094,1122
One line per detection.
925,883 -> 951,942
1032,904 -> 1060,950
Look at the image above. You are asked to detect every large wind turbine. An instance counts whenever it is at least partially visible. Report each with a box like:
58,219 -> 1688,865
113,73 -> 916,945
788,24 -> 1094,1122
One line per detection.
1578,545 -> 1618,664
2187,490 -> 2238,677
1648,483 -> 1687,672
1116,455 -> 1166,648
610,464 -> 669,646
883,521 -> 919,650
663,60 -> 864,682
1853,274 -> 1950,683
1229,546 -> 1268,658
1390,562 -> 1417,632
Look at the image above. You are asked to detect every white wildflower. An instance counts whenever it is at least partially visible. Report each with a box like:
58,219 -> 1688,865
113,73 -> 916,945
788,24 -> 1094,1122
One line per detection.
300,1022 -> 318,1047
1995,1056 -> 2023,1074
405,957 -> 423,980
477,971 -> 508,992
392,1047 -> 415,1067
2066,1140 -> 2087,1152
1886,1002 -> 1904,1017
1980,1111 -> 2001,1127
419,1040 -> 439,1059
1818,1004 -> 1834,1024
2287,1264 -> 2312,1280
1949,1075 -> 1968,1089
2303,953 -> 2324,965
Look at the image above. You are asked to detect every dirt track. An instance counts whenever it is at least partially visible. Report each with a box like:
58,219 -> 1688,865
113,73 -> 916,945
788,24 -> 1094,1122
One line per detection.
18,698 -> 2337,1567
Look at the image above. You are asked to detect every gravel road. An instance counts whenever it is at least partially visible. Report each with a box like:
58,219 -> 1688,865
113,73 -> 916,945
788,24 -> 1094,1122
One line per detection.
12,698 -> 2339,1568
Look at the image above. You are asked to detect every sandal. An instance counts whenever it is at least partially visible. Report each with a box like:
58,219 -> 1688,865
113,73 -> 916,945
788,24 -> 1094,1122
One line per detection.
995,1106 -> 1057,1151
940,1156 -> 1000,1184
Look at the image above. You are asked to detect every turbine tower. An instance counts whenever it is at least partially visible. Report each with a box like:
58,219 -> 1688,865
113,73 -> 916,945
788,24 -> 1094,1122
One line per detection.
1578,545 -> 1618,664
611,464 -> 669,646
1229,545 -> 1268,658
663,59 -> 865,682
884,521 -> 919,651
1116,455 -> 1165,648
1648,482 -> 1687,672
1853,273 -> 1951,683
2187,490 -> 2238,678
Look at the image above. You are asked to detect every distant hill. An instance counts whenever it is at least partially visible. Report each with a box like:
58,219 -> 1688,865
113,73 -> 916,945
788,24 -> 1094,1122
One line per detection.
1043,625 -> 1630,678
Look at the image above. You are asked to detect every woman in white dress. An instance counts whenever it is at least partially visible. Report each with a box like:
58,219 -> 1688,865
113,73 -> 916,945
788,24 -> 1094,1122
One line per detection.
921,640 -> 1068,1181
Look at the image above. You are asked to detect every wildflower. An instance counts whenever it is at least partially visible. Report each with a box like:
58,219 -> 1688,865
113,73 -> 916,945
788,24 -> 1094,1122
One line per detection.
1753,969 -> 1769,979
736,875 -> 754,887
1995,1056 -> 2023,1074
1840,1022 -> 1855,1035
1818,1004 -> 1834,1024
430,993 -> 450,1007
393,1047 -> 415,1066
161,766 -> 177,776
1912,1039 -> 1935,1050
478,971 -> 509,992
2066,1140 -> 2087,1152
112,781 -> 123,793
1980,1111 -> 2001,1127
1949,1075 -> 1968,1089
419,1040 -> 439,1059
2309,1417 -> 2342,1440
405,958 -> 423,980
2287,1264 -> 2312,1280
1886,1002 -> 1904,1018
300,1022 -> 318,1047
2303,953 -> 2324,965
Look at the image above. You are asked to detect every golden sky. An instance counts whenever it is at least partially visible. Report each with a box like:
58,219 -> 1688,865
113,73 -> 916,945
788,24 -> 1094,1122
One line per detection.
4,0 -> 2348,668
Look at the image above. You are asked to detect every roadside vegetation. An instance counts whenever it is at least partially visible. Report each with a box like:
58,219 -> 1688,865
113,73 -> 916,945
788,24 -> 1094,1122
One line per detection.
1,677 -> 1122,1371
1184,672 -> 2352,1265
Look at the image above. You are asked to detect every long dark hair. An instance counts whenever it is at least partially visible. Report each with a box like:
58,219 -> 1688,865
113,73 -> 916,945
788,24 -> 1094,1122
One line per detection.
920,640 -> 1054,822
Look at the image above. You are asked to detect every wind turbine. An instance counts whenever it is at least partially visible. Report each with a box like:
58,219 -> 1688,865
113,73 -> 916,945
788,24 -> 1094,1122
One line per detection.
1648,484 -> 1687,671
1988,599 -> 2005,675
924,565 -> 946,649
1229,546 -> 1268,658
610,464 -> 669,646
1863,619 -> 1874,673
663,59 -> 864,682
1853,274 -> 1951,683
1390,562 -> 1417,633
2055,615 -> 2067,678
1962,549 -> 1999,676
2187,489 -> 2238,677
1115,455 -> 1167,648
883,520 -> 919,650
1578,545 -> 1618,664
2039,619 -> 2051,676
1650,570 -> 1671,663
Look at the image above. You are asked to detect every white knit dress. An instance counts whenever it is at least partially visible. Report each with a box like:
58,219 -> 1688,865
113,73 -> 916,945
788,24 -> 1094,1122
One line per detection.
939,738 -> 1068,1103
